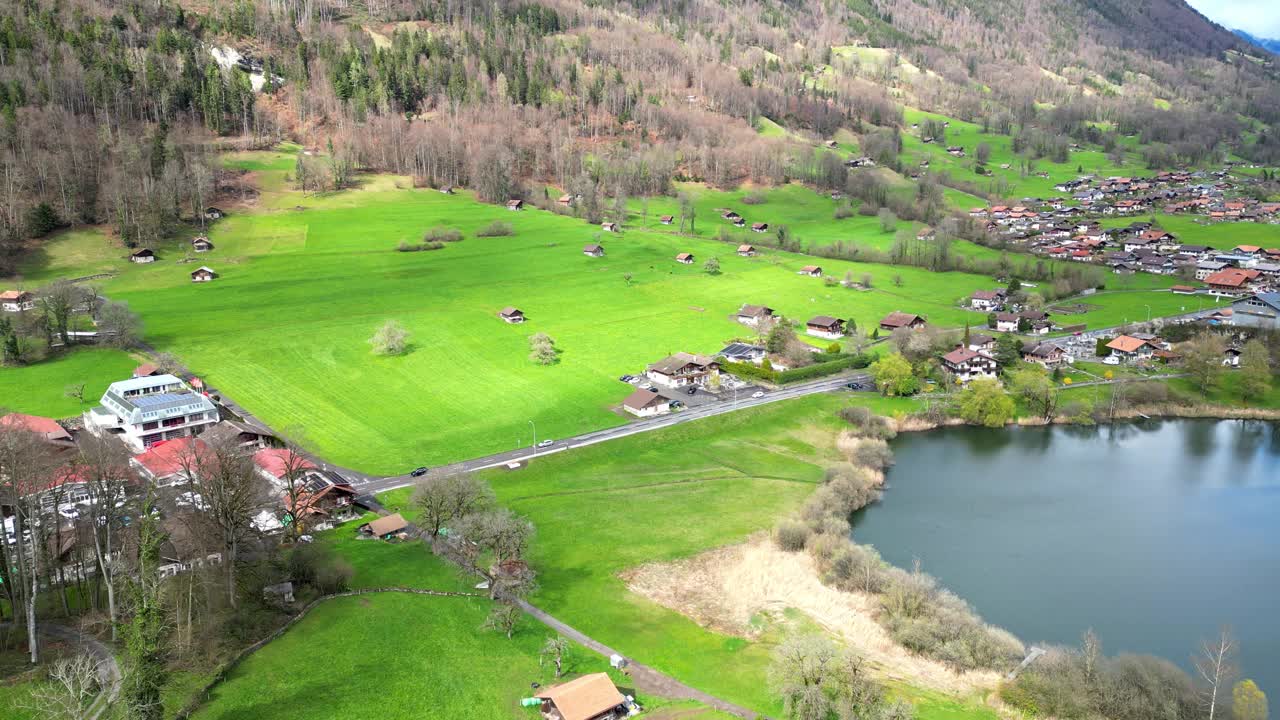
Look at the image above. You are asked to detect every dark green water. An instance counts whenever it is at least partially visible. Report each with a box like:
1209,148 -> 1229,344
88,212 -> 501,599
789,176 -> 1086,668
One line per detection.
852,419 -> 1280,693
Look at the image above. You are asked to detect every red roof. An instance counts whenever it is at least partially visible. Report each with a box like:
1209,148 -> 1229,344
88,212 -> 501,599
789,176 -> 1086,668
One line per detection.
133,437 -> 210,478
253,448 -> 316,480
133,363 -> 160,377
942,347 -> 980,364
0,413 -> 71,442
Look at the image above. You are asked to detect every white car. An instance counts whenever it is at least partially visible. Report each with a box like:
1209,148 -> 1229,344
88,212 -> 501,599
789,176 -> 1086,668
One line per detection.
175,491 -> 209,511
537,439 -> 554,448
751,391 -> 765,399
56,505 -> 80,521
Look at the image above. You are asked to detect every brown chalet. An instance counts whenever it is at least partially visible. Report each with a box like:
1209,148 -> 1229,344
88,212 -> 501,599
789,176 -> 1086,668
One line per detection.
737,304 -> 775,326
675,253 -> 694,264
805,315 -> 845,339
659,215 -> 674,225
737,244 -> 757,257
506,199 -> 524,211
359,513 -> 408,539
799,265 -> 822,277
534,673 -> 627,720
1022,342 -> 1064,367
190,266 -> 218,282
285,470 -> 359,524
940,347 -> 997,383
622,387 -> 669,418
583,244 -> 605,257
498,307 -> 525,324
751,222 -> 769,233
879,312 -> 926,331
646,353 -> 720,388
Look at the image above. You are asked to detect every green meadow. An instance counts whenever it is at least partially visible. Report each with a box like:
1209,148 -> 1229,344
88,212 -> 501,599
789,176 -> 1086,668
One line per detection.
899,108 -> 1150,201
1103,213 -> 1280,251
187,393 -> 996,720
0,347 -> 138,418
13,168 -> 1016,473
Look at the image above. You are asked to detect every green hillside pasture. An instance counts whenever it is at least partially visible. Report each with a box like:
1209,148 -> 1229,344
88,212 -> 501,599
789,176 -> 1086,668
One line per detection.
1103,214 -> 1280,251
627,182 -> 997,260
63,182 -> 999,473
900,108 -> 1149,201
192,592 -> 635,720
0,348 -> 138,419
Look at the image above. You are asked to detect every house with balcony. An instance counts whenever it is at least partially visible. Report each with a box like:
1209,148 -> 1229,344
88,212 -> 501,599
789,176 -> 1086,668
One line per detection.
645,353 -> 720,388
940,347 -> 998,384
84,375 -> 219,452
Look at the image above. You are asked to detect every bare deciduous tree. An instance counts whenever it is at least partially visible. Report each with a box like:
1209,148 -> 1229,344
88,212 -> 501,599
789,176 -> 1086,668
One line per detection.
22,653 -> 101,720
411,473 -> 495,538
1196,628 -> 1237,720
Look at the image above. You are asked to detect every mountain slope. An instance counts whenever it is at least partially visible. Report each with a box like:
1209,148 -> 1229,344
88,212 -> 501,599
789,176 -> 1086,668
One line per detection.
1234,29 -> 1280,56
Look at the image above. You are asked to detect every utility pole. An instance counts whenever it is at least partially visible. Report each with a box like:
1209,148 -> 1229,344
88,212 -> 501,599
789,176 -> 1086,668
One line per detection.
529,420 -> 537,457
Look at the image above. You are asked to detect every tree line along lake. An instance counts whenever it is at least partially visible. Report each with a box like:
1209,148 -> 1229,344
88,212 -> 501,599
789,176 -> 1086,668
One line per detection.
852,419 -> 1280,693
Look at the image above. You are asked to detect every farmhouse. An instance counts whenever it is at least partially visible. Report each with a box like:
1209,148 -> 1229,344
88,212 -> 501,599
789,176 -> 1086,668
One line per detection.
736,304 -> 775,326
799,265 -> 822,277
805,316 -> 845,339
622,388 -> 670,417
253,447 -> 317,488
85,374 -> 219,452
583,244 -> 605,257
359,513 -> 408,540
284,470 -> 358,523
969,290 -> 1004,311
646,353 -> 720,388
130,437 -> 211,487
0,290 -> 35,312
130,248 -> 156,263
0,413 -> 73,444
557,194 -> 573,206
660,215 -> 674,225
751,222 -> 769,233
967,334 -> 996,353
1022,342 -> 1065,367
1229,293 -> 1280,330
675,253 -> 694,264
722,210 -> 741,221
600,222 -> 619,233
879,312 -> 925,331
498,307 -> 526,324
191,266 -> 218,282
192,236 -> 214,252
201,419 -> 275,449
1106,335 -> 1154,361
506,199 -> 524,211
1204,268 -> 1258,294
940,347 -> 997,384
737,244 -> 757,257
533,673 -> 627,720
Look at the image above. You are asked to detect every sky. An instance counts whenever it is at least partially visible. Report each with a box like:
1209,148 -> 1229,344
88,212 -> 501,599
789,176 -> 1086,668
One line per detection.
1187,0 -> 1280,39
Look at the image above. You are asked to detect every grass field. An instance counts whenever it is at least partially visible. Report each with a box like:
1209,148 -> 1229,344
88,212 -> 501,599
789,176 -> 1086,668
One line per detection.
192,592 -> 639,720
1103,213 -> 1280,251
187,392 -> 998,719
11,162 -> 1018,473
0,347 -> 138,418
899,108 -> 1150,201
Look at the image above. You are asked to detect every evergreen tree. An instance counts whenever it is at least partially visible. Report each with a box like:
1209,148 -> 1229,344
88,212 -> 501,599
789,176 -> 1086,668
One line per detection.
120,492 -> 169,720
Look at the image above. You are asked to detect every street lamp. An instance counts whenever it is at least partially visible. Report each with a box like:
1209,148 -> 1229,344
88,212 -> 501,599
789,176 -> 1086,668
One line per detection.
529,420 -> 537,457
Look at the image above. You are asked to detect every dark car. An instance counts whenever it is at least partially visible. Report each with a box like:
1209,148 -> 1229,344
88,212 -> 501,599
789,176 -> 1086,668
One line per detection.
619,374 -> 633,382
845,382 -> 864,390
685,386 -> 697,395
410,466 -> 429,477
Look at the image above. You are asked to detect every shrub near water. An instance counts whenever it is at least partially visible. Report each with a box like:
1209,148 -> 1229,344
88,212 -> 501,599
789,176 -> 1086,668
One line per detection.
772,410 -> 1026,674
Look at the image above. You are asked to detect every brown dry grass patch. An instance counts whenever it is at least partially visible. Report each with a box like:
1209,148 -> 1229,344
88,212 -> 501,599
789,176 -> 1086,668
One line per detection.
621,535 -> 1000,695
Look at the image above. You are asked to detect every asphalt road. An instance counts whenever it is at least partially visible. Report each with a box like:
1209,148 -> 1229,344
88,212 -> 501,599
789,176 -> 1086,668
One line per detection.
346,373 -> 872,497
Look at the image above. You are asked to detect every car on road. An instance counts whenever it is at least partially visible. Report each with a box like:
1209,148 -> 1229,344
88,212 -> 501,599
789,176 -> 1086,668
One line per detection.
751,391 -> 765,398
845,382 -> 866,391
619,374 -> 634,382
410,466 -> 429,477
537,439 -> 554,448
685,386 -> 697,395
56,505 -> 80,521
670,400 -> 684,409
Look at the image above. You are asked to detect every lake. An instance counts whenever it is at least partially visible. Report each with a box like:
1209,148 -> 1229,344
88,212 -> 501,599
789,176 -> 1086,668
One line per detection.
852,419 -> 1280,693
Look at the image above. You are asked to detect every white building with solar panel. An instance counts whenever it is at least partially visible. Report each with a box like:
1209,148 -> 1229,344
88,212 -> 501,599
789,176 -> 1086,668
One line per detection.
84,374 -> 219,452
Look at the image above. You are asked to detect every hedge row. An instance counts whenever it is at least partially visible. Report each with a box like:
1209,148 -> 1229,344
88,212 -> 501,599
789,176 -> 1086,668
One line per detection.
721,354 -> 871,385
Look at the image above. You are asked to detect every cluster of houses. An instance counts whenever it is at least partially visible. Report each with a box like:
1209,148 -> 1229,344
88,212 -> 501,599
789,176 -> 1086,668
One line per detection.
720,209 -> 769,234
2,367 -> 369,577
